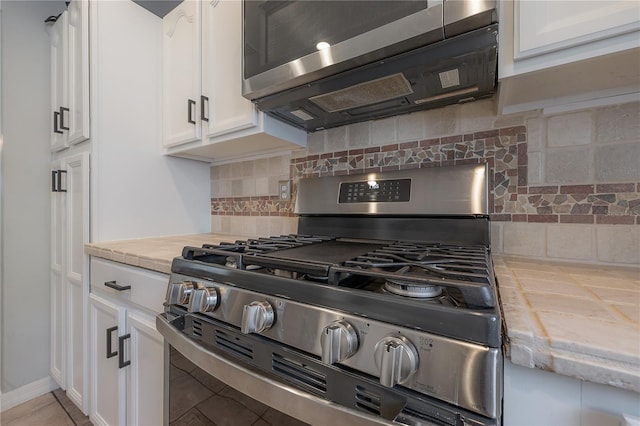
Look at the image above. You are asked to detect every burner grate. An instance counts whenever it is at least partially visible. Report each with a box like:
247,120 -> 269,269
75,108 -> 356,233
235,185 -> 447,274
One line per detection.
331,242 -> 494,308
180,237 -> 496,308
202,234 -> 332,255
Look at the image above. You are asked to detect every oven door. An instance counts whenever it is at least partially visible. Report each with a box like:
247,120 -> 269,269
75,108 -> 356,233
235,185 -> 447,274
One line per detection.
242,0 -> 441,100
157,313 -> 392,426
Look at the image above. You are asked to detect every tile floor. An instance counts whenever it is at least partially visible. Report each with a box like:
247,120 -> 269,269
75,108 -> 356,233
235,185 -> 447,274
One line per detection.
0,389 -> 92,426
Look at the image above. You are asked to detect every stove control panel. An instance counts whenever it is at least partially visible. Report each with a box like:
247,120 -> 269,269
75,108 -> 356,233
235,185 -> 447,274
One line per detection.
320,320 -> 359,365
374,335 -> 419,387
338,178 -> 411,203
166,281 -> 195,305
166,272 -> 500,419
241,301 -> 275,334
188,287 -> 219,313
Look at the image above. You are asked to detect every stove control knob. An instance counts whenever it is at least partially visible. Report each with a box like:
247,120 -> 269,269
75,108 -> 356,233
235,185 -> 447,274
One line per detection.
166,281 -> 195,305
241,301 -> 275,334
320,320 -> 358,365
188,287 -> 219,313
374,335 -> 419,388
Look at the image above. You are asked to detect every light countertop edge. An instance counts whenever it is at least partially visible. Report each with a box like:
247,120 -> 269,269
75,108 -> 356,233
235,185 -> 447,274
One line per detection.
493,255 -> 640,393
85,233 -> 248,275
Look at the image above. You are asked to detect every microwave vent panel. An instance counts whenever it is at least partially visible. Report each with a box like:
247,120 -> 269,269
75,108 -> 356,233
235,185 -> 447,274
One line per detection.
309,73 -> 414,113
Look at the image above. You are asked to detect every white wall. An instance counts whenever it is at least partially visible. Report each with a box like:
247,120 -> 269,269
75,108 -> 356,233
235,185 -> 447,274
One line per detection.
91,0 -> 211,241
1,0 -> 61,393
0,0 -> 4,402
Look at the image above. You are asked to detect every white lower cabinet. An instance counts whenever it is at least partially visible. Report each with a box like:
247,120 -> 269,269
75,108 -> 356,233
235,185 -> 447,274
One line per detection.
504,361 -> 640,425
127,312 -> 165,426
89,258 -> 166,426
50,152 -> 90,414
90,294 -> 126,426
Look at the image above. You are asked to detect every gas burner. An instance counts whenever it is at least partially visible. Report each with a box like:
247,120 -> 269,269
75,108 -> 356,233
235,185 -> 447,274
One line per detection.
384,278 -> 443,298
382,264 -> 443,298
305,273 -> 329,283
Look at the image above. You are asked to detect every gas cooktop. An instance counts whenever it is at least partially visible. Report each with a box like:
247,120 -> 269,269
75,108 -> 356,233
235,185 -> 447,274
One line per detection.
173,234 -> 500,347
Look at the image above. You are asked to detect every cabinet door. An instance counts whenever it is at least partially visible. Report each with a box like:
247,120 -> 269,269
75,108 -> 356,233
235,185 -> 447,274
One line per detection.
50,161 -> 66,388
203,0 -> 257,138
163,0 -> 202,147
127,311 -> 164,426
64,152 -> 90,414
66,0 -> 90,145
515,1 -> 640,59
50,11 -> 69,152
90,293 -> 127,426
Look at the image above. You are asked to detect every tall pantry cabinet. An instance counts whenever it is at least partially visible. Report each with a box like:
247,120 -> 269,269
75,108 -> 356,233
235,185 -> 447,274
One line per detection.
48,0 -> 90,413
48,0 -> 211,417
50,153 -> 90,411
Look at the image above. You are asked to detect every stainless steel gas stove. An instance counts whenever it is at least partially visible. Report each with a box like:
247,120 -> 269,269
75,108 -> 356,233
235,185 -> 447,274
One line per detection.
157,164 -> 503,426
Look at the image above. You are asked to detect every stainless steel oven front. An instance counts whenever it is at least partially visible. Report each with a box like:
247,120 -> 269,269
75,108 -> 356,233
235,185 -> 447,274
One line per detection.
159,314 -> 391,426
158,164 -> 502,426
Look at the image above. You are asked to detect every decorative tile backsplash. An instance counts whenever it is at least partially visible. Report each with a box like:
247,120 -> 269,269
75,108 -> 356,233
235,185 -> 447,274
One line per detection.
211,99 -> 640,264
212,125 -> 639,224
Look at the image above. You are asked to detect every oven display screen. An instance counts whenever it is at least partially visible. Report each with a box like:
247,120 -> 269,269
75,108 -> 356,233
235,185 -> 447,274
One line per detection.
338,178 -> 411,203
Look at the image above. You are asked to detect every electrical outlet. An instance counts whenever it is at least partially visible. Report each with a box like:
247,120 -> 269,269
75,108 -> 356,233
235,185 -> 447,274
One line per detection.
278,180 -> 291,201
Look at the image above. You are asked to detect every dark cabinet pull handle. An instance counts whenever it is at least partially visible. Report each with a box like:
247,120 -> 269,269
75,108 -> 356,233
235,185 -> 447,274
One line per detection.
106,326 -> 118,358
200,95 -> 209,122
57,170 -> 67,193
187,99 -> 196,124
59,107 -> 69,130
104,280 -> 131,291
118,334 -> 131,368
52,171 -> 58,192
53,111 -> 63,134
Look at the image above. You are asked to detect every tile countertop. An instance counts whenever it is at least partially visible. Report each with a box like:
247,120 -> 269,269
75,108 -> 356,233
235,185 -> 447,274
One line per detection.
84,233 -> 248,274
494,255 -> 640,393
86,235 -> 640,393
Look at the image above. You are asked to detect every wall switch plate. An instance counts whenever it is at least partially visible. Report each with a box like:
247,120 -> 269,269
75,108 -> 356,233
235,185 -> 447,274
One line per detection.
278,180 -> 291,201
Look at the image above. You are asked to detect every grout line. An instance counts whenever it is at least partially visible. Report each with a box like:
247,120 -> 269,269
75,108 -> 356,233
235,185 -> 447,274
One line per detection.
51,389 -> 93,426
51,390 -> 76,425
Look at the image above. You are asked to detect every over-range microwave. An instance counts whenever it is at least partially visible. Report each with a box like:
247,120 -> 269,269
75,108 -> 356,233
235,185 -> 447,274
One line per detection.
242,0 -> 498,132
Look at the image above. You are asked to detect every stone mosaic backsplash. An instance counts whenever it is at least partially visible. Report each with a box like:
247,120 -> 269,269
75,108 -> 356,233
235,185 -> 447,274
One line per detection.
211,195 -> 294,217
495,183 -> 640,224
211,125 -> 639,224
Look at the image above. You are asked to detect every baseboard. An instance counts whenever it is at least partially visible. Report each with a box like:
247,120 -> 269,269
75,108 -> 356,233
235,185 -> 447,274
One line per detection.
0,376 -> 59,413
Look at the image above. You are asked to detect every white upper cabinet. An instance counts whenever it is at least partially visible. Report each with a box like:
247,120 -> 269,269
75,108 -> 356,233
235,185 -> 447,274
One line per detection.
203,0 -> 257,138
498,0 -> 640,114
49,0 -> 90,152
50,11 -> 68,152
162,0 -> 306,163
515,1 -> 640,61
66,0 -> 90,145
162,0 -> 202,147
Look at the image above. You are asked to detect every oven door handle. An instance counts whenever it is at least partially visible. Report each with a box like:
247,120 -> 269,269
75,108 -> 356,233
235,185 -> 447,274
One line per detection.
156,314 -> 392,426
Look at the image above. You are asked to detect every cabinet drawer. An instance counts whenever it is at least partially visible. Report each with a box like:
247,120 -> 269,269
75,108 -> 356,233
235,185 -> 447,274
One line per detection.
90,258 -> 168,313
